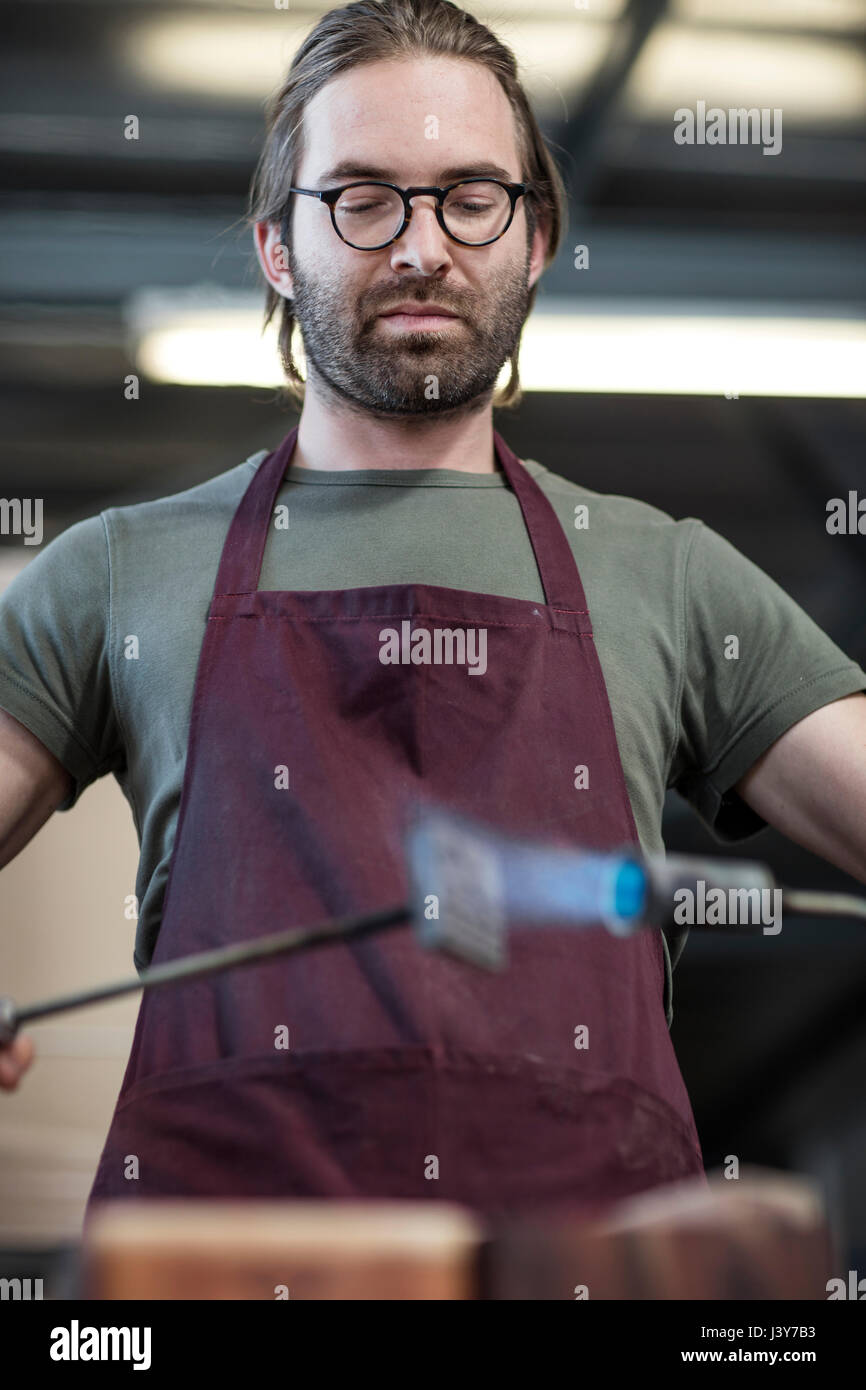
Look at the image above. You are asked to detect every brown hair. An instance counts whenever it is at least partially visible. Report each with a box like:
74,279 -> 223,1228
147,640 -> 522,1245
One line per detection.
247,0 -> 566,407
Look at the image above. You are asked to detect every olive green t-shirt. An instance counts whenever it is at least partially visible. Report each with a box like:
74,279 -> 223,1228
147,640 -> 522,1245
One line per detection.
0,448 -> 863,1026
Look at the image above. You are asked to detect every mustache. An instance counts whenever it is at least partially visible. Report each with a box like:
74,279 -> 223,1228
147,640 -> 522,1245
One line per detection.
362,285 -> 476,321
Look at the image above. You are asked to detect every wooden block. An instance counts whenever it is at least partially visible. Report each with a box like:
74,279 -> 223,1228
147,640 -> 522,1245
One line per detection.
482,1166 -> 837,1300
83,1199 -> 483,1300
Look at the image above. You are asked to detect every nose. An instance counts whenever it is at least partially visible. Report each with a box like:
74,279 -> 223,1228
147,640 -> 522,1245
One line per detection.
388,194 -> 453,276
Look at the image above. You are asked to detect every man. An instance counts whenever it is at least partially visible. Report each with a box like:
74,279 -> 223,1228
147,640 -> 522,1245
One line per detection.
1,0 -> 865,1219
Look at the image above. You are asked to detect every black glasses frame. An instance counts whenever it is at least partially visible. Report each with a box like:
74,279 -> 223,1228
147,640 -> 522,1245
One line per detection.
280,179 -> 532,251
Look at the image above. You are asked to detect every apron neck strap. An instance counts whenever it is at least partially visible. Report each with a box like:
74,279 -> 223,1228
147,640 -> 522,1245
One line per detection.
215,426 -> 300,598
491,429 -> 591,625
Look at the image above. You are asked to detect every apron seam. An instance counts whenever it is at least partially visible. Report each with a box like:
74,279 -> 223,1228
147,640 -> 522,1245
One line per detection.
207,612 -> 583,631
111,1045 -> 701,1147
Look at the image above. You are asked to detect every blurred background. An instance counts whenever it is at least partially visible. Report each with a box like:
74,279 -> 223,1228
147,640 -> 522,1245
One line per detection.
0,0 -> 865,1283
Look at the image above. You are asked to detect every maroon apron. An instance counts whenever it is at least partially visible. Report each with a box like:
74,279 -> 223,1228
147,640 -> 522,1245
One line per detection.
86,426 -> 705,1220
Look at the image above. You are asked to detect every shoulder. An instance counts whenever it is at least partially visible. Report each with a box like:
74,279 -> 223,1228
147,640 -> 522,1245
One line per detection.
520,456 -> 704,555
0,512 -> 109,607
100,451 -> 269,545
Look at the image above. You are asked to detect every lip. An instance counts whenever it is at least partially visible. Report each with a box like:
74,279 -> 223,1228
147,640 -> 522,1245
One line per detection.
378,304 -> 459,318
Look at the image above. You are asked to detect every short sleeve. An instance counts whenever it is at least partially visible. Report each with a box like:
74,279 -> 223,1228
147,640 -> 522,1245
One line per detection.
0,515 -> 124,810
671,521 -> 866,842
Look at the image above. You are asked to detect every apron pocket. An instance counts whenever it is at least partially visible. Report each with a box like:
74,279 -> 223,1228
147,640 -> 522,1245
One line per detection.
89,1047 -> 704,1209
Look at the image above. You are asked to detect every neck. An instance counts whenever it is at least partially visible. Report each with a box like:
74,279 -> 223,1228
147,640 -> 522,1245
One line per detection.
291,379 -> 499,474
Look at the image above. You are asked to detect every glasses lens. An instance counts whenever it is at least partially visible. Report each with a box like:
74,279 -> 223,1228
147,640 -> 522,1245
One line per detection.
443,182 -> 511,244
334,185 -> 404,247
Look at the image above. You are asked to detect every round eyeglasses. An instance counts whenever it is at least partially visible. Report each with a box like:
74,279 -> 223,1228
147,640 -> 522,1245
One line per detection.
282,179 -> 533,251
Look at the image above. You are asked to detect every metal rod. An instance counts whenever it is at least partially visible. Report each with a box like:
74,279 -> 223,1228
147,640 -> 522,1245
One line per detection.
4,904 -> 409,1042
4,831 -> 866,1050
781,889 -> 866,922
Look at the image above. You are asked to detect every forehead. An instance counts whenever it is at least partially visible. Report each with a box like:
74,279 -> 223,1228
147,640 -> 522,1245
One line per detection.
296,55 -> 523,181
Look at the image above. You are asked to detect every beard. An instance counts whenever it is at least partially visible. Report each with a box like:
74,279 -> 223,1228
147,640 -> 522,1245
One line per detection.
286,241 -> 532,418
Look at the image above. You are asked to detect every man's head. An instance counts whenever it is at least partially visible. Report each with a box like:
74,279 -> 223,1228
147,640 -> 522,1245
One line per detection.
249,0 -> 565,418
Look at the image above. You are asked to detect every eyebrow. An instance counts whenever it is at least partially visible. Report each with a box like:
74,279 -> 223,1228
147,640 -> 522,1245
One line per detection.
313,161 -> 517,187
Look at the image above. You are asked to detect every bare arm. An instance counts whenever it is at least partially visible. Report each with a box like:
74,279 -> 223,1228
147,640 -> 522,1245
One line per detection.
0,707 -> 73,1087
0,707 -> 73,869
734,692 -> 866,886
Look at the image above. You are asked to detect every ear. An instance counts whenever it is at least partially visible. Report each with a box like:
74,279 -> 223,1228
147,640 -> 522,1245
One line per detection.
527,214 -> 549,292
253,220 -> 294,299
